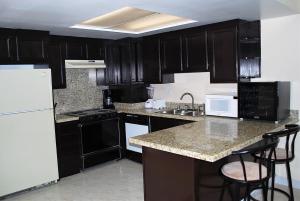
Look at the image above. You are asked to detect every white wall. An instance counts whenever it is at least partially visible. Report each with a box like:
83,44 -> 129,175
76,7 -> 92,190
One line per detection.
152,72 -> 237,104
254,14 -> 300,185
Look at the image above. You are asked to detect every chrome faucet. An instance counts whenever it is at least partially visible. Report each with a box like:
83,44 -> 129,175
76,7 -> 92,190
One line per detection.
180,92 -> 195,110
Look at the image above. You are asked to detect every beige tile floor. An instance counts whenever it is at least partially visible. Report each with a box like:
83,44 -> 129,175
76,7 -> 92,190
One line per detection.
2,159 -> 300,201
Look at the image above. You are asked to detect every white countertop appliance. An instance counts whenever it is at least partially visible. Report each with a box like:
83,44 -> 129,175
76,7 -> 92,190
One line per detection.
205,93 -> 238,118
0,69 -> 59,197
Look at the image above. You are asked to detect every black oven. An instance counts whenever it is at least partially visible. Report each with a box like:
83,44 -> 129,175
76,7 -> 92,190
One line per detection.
80,118 -> 120,155
76,111 -> 121,169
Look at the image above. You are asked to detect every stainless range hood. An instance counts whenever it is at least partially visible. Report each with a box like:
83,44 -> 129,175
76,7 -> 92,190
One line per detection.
65,60 -> 106,69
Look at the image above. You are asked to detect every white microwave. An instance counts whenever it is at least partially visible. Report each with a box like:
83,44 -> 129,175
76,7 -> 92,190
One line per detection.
205,94 -> 238,118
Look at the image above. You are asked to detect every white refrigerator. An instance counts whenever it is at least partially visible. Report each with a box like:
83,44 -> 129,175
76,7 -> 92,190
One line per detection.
0,69 -> 59,197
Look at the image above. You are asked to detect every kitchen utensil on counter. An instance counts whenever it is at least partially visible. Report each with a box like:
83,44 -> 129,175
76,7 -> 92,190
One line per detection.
145,87 -> 155,109
102,89 -> 115,109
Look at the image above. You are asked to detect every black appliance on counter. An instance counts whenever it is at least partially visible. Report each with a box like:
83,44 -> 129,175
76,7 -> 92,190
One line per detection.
102,89 -> 115,109
66,109 -> 121,169
109,84 -> 148,103
238,82 -> 290,122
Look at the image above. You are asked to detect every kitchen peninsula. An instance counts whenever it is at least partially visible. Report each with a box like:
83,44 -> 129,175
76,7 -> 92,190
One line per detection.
129,116 -> 298,201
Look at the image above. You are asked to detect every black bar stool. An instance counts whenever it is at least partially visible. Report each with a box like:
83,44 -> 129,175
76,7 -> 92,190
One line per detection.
220,138 -> 279,201
254,124 -> 299,201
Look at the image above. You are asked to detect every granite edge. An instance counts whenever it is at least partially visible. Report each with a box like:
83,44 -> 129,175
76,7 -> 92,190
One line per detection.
129,117 -> 298,162
55,114 -> 79,123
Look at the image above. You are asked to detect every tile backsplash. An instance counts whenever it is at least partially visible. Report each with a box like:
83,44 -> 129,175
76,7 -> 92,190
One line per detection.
53,68 -> 106,114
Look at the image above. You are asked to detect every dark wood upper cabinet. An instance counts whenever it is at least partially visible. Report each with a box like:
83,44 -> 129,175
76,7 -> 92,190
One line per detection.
208,24 -> 238,83
207,20 -> 261,83
102,39 -> 144,86
64,37 -> 86,60
48,36 -> 66,89
0,28 -> 16,63
0,19 -> 260,85
0,28 -> 48,64
239,21 -> 261,79
142,37 -> 162,84
182,30 -> 208,72
104,41 -> 121,85
142,36 -> 174,84
133,39 -> 144,83
161,34 -> 183,73
16,30 -> 49,64
86,39 -> 105,60
119,40 -> 133,84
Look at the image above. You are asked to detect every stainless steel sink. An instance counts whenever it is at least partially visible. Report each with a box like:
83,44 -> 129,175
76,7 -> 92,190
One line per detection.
157,108 -> 204,117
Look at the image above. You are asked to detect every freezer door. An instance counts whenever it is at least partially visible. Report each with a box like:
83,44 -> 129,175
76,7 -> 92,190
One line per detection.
0,109 -> 59,197
0,69 -> 53,115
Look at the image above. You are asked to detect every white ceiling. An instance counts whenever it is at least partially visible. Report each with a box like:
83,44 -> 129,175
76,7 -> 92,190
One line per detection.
0,0 -> 299,39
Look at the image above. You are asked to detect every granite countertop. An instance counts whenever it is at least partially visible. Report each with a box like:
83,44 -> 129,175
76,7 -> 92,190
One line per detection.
129,116 -> 298,162
117,108 -> 205,121
55,114 -> 79,123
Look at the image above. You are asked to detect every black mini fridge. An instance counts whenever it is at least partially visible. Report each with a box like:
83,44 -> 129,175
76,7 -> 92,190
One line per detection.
238,82 -> 290,121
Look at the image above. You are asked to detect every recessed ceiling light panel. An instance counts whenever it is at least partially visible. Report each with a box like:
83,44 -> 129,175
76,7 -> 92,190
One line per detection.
71,7 -> 197,34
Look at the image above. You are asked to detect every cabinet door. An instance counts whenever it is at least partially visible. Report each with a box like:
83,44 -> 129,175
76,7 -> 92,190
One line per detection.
0,28 -> 16,63
105,43 -> 121,85
161,35 -> 183,73
135,40 -> 144,83
142,37 -> 162,84
64,38 -> 86,60
119,42 -> 133,84
208,26 -> 238,83
150,116 -> 193,132
239,21 -> 261,79
55,121 -> 81,178
86,39 -> 105,60
48,37 -> 66,89
16,30 -> 49,64
182,31 -> 208,72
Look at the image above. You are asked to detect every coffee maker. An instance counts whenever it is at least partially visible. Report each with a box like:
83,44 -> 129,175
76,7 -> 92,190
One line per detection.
102,89 -> 115,109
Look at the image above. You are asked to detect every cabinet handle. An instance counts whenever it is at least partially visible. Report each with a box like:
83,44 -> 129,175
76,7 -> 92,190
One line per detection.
15,37 -> 20,61
185,37 -> 189,69
158,40 -> 162,82
180,37 -> 183,72
41,40 -> 45,59
205,32 -> 209,71
6,38 -> 11,58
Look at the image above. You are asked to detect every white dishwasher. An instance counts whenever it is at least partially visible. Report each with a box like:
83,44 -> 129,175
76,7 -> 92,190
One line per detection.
124,114 -> 150,153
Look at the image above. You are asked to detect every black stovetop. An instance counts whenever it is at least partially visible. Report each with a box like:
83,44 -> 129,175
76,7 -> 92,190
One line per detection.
65,108 -> 116,118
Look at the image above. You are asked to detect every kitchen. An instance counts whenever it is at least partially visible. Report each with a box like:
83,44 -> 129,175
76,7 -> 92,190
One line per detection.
0,1 -> 300,201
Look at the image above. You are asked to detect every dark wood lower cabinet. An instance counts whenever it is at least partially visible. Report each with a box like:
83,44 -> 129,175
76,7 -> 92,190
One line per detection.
150,116 -> 194,132
143,147 -> 233,201
55,121 -> 81,178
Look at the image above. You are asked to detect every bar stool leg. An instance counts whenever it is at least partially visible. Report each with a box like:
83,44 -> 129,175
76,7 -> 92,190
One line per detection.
262,181 -> 268,201
286,162 -> 294,201
271,162 -> 276,201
